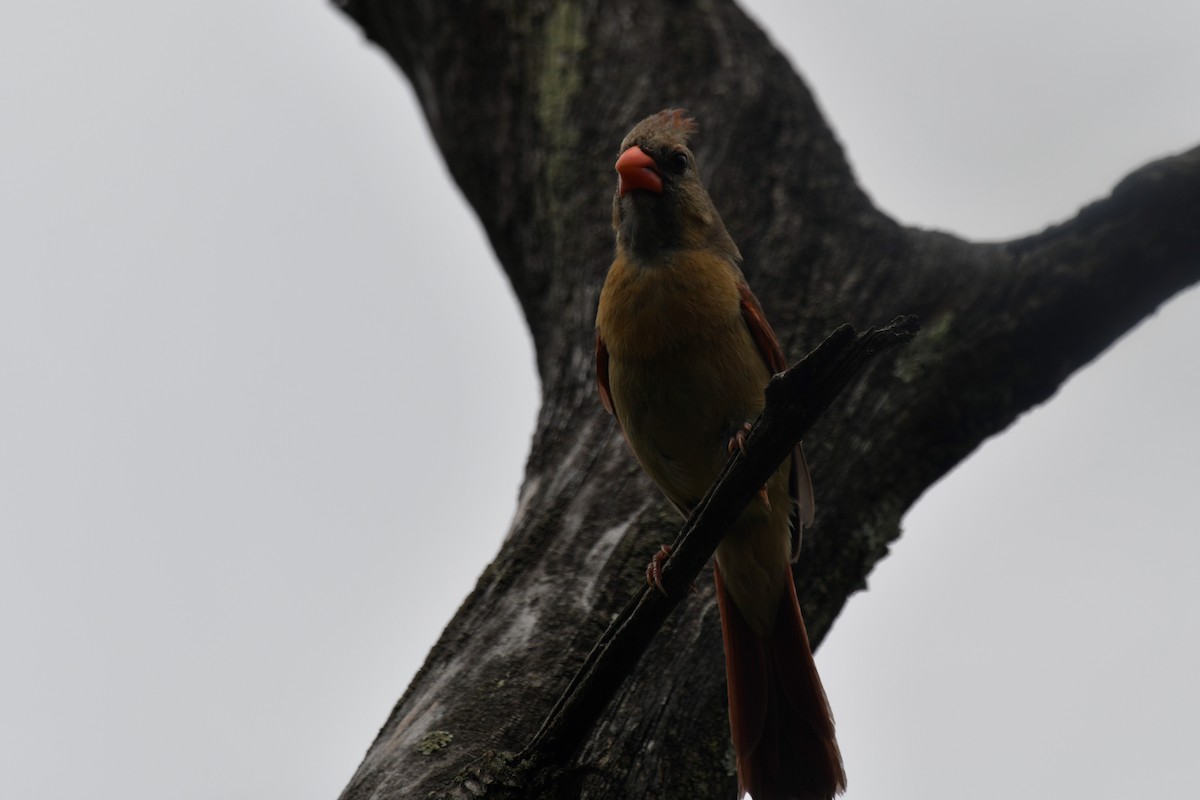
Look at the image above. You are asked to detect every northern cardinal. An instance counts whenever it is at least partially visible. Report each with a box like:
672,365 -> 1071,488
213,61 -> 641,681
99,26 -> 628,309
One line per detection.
595,110 -> 846,800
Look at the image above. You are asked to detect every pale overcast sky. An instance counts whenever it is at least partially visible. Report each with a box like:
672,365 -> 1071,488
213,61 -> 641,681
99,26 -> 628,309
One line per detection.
2,2 -> 1198,799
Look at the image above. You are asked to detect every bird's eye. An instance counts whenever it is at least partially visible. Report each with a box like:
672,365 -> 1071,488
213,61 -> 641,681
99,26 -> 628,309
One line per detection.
668,151 -> 689,173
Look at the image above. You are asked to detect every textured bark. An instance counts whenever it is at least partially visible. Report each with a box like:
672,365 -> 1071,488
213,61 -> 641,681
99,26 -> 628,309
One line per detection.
334,2 -> 1200,798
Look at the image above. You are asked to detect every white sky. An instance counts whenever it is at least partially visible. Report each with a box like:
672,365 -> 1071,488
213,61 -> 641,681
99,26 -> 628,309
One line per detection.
2,2 -> 1198,798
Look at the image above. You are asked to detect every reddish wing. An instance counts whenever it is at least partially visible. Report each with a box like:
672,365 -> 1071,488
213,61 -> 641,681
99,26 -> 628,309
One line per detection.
738,282 -> 817,538
595,333 -> 615,417
738,281 -> 787,375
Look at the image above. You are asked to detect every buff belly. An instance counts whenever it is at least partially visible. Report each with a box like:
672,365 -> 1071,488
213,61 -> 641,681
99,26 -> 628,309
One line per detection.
608,325 -> 793,636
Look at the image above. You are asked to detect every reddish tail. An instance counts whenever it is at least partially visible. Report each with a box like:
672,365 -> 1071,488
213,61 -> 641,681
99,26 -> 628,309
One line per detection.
714,564 -> 845,800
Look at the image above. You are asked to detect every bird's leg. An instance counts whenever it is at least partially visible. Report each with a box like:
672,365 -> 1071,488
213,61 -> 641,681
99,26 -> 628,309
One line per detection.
727,421 -> 771,510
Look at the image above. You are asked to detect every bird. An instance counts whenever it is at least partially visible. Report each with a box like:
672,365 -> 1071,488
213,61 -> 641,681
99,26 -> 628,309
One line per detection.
595,109 -> 846,800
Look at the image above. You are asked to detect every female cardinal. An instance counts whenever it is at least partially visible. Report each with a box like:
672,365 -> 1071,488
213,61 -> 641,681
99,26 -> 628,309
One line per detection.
595,110 -> 846,800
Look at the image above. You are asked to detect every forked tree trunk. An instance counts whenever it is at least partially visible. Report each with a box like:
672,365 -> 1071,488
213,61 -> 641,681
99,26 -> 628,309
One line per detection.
334,2 -> 1200,798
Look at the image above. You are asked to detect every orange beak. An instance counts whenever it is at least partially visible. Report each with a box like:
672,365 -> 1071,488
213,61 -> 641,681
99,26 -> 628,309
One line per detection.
616,145 -> 662,196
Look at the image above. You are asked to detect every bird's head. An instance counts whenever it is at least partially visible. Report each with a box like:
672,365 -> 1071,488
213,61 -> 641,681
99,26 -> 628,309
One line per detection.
612,109 -> 738,263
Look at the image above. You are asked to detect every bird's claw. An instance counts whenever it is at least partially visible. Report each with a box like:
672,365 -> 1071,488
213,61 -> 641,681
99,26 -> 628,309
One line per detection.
726,421 -> 754,457
646,544 -> 672,595
645,544 -> 698,595
757,485 -> 771,510
727,422 -> 771,510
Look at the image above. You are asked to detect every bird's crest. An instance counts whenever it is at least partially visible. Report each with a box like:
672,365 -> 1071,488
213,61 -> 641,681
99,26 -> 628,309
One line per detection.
621,108 -> 698,152
657,108 -> 697,137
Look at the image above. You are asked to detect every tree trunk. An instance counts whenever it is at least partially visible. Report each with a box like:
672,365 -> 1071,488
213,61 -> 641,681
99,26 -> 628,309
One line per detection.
334,2 -> 1200,798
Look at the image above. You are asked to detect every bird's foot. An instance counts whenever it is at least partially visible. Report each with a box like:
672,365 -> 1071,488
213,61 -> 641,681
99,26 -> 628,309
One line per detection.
646,544 -> 672,595
726,421 -> 753,457
645,544 -> 697,595
727,422 -> 771,510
